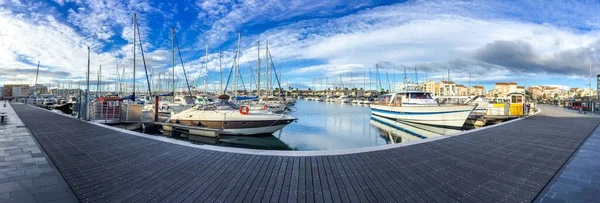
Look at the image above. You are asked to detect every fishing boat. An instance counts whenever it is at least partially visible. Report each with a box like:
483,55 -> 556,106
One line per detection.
169,95 -> 296,135
370,91 -> 476,129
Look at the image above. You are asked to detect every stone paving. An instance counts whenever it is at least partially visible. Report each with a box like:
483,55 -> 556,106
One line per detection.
0,102 -> 77,203
536,106 -> 600,203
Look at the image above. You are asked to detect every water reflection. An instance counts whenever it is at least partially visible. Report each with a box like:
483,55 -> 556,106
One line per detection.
144,100 -> 470,151
370,115 -> 461,144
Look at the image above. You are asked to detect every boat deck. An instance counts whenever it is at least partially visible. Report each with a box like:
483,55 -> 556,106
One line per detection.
9,103 -> 600,202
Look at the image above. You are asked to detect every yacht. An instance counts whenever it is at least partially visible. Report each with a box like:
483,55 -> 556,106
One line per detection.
370,91 -> 476,129
170,95 -> 296,135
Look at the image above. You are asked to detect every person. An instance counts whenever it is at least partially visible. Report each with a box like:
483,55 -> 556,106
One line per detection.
579,106 -> 583,114
524,103 -> 530,116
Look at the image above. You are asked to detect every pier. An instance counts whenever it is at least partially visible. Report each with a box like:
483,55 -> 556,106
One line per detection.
2,103 -> 599,202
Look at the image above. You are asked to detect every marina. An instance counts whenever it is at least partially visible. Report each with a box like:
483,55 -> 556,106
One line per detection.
1,1 -> 599,202
2,102 -> 599,202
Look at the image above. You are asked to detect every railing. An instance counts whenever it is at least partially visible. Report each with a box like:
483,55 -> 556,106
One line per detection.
89,101 -> 122,122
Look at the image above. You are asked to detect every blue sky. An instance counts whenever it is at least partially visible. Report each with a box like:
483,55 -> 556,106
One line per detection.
1,0 -> 600,92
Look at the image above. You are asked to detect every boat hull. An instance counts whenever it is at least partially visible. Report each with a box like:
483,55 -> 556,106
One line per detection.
370,104 -> 475,129
175,119 -> 294,135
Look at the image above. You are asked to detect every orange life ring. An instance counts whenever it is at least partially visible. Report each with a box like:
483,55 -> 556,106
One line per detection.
239,106 -> 250,115
262,104 -> 269,110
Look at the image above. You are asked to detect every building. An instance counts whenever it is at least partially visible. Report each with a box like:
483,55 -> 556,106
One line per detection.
1,84 -> 30,99
50,89 -> 82,98
494,82 -> 518,98
580,88 -> 597,97
469,85 -> 485,96
29,84 -> 48,94
439,81 -> 457,96
420,81 -> 440,96
541,86 -> 562,100
456,84 -> 468,96
516,86 -> 525,93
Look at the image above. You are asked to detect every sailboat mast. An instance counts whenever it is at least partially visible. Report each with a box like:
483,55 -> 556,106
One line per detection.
132,13 -> 136,100
96,65 -> 100,94
204,43 -> 209,94
257,41 -> 261,97
414,66 -> 418,90
34,61 -> 40,87
265,40 -> 269,96
219,48 -> 222,94
234,32 -> 241,96
171,27 -> 175,102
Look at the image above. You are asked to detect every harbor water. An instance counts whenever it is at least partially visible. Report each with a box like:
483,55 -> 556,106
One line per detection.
142,100 -> 474,151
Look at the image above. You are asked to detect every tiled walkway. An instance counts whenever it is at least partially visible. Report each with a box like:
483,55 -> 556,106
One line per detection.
536,107 -> 600,202
11,103 -> 600,202
0,102 -> 77,203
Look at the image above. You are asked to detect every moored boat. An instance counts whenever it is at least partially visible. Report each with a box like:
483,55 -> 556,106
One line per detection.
369,91 -> 476,129
169,95 -> 296,135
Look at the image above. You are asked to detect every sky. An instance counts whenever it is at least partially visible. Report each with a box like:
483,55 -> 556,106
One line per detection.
1,0 -> 600,92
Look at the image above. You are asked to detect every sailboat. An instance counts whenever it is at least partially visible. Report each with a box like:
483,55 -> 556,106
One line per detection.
168,35 -> 297,136
170,95 -> 295,135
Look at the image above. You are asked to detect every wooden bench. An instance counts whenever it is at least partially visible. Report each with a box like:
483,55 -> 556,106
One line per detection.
0,113 -> 7,123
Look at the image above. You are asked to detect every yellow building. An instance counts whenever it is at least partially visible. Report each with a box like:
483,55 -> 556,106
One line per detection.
494,82 -> 517,98
420,81 -> 440,96
469,85 -> 485,96
456,84 -> 468,96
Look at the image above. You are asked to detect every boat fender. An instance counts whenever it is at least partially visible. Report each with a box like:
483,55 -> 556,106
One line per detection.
239,106 -> 250,115
262,105 -> 268,110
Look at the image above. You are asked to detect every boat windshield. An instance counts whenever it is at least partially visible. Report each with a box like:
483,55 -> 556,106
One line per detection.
409,93 -> 432,99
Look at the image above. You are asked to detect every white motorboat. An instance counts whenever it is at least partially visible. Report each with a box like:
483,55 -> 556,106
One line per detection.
170,95 -> 296,135
316,96 -> 324,102
337,95 -> 351,103
256,96 -> 288,113
463,95 -> 490,118
370,91 -> 476,129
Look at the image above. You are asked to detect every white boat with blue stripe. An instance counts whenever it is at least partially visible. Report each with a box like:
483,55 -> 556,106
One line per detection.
370,91 -> 477,129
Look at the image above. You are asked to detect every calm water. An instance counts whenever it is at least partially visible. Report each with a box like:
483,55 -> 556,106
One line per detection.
146,100 -> 467,151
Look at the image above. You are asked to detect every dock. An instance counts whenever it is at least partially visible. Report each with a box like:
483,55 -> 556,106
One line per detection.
3,102 -> 600,202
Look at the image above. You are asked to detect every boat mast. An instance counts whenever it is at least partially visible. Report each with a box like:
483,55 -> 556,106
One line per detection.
96,65 -> 100,94
265,40 -> 270,96
403,67 -> 407,91
132,13 -> 136,101
257,41 -> 261,97
219,48 -> 222,94
414,66 -> 418,91
204,43 -> 209,94
386,72 -> 391,92
34,61 -> 40,88
171,27 -> 175,102
84,46 -> 90,120
234,32 -> 241,97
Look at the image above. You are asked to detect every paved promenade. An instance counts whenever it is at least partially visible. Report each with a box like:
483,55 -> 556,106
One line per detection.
0,102 -> 77,203
8,103 -> 600,202
536,106 -> 600,202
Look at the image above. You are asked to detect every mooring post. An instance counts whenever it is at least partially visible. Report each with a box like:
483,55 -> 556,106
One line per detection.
153,96 -> 159,122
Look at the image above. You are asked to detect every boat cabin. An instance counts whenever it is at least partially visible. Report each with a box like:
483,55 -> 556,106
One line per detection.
377,91 -> 437,106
